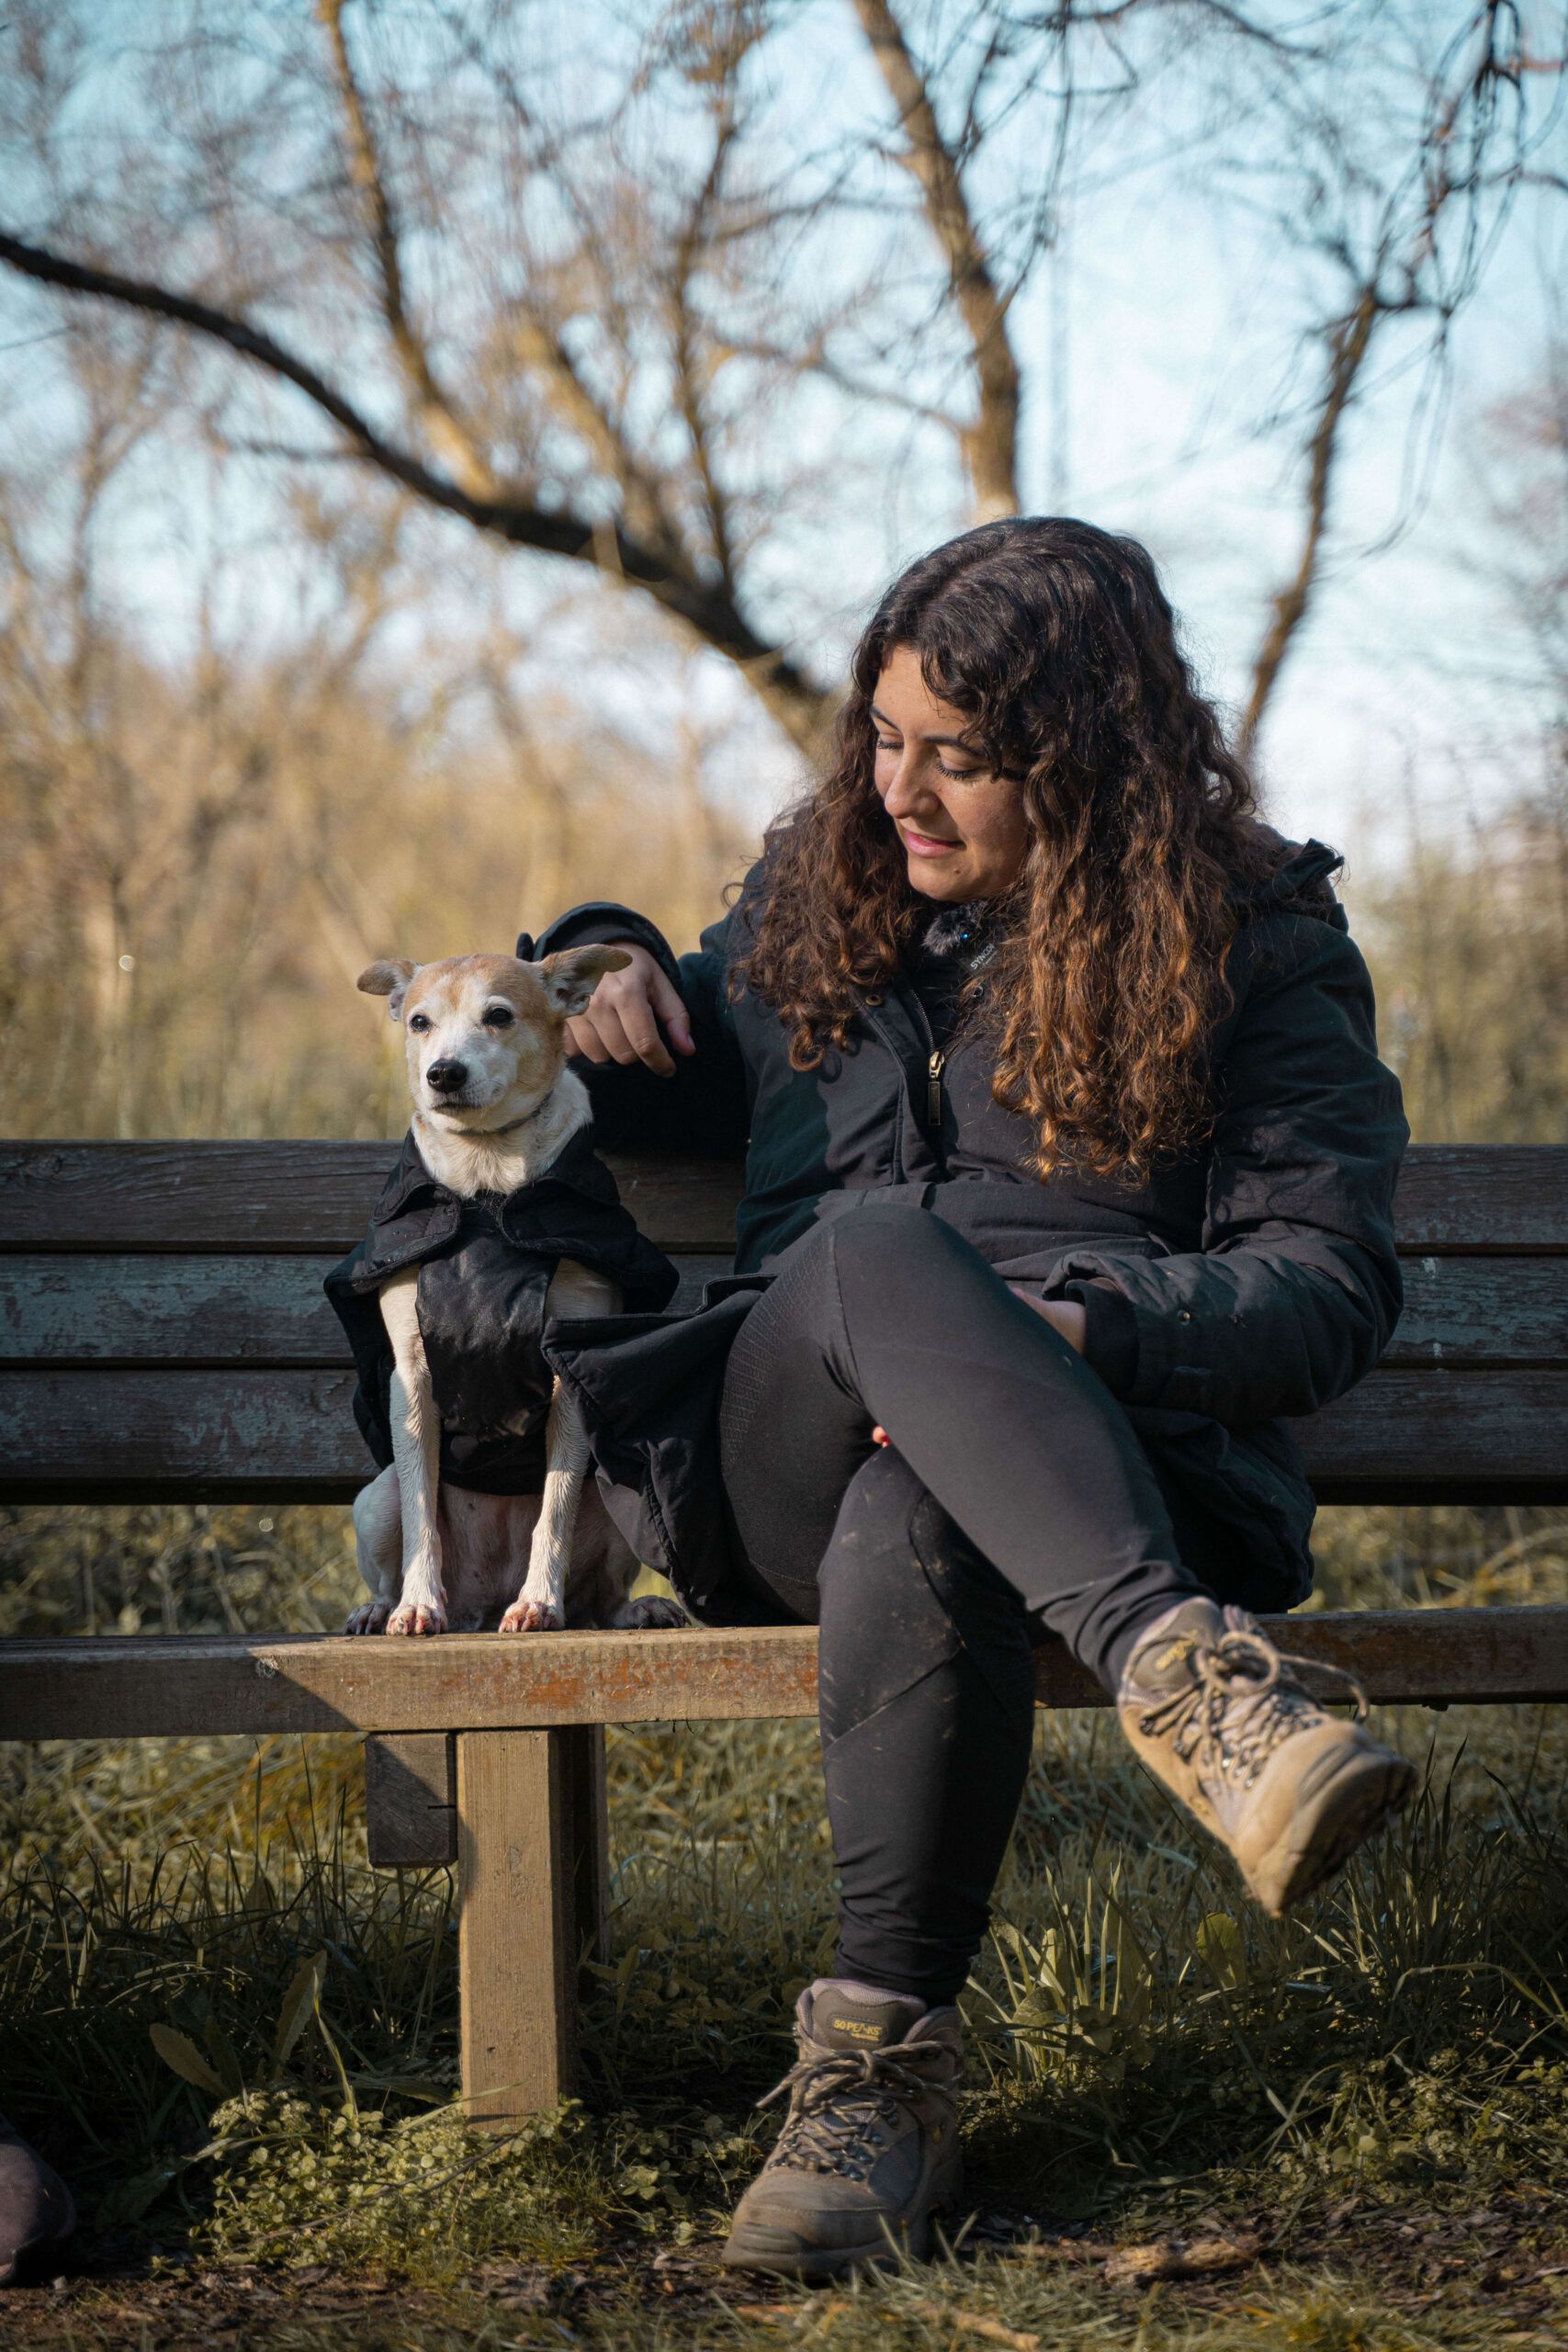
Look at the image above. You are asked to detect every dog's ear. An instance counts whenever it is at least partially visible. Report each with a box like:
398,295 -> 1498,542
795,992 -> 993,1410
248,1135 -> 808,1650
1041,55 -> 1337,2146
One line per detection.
357,959 -> 419,1020
537,944 -> 631,1018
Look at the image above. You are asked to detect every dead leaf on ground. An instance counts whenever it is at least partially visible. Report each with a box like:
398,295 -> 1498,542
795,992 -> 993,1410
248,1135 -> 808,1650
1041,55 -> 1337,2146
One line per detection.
1011,2237 -> 1118,2263
729,2298 -> 847,2325
908,2297 -> 1042,2348
1103,2231 -> 1266,2287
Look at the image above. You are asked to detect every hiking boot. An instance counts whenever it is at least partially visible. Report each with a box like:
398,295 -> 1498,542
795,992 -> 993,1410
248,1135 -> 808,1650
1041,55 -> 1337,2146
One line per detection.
1117,1600 -> 1416,1916
720,1984 -> 964,2280
0,2112 -> 74,2287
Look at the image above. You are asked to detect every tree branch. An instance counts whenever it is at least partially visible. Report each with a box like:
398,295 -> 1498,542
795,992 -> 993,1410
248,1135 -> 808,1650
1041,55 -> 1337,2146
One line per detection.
852,0 -> 1021,521
317,0 -> 498,501
1238,286 -> 1382,763
0,229 -> 829,749
1241,2 -> 1532,754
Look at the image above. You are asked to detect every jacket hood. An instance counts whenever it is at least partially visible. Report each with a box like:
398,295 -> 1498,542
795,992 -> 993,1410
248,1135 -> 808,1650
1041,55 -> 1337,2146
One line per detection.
1236,831 -> 1347,929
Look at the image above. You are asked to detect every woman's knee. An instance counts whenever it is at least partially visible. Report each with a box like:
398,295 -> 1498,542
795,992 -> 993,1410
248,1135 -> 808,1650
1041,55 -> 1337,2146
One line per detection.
822,1202 -> 981,1332
818,1449 -> 1033,1731
818,1446 -> 1026,1627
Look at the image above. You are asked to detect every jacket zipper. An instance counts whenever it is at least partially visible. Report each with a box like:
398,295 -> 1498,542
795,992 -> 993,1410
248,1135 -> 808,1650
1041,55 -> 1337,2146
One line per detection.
927,1049 -> 945,1131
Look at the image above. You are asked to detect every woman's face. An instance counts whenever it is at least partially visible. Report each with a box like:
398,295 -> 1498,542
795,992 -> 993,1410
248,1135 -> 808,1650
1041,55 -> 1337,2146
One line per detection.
871,645 -> 1031,903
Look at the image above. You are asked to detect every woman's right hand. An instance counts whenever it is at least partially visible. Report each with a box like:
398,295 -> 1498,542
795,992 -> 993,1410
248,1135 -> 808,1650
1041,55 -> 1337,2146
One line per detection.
563,942 -> 696,1077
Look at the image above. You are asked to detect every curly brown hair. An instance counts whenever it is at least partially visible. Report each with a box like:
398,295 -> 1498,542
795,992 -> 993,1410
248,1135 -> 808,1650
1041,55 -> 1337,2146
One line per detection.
736,516 -> 1284,1181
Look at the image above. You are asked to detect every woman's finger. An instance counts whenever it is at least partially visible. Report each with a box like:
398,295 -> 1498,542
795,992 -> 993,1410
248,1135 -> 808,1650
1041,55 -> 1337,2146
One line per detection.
649,967 -> 695,1057
606,988 -> 676,1076
564,1012 -> 611,1064
590,1005 -> 649,1069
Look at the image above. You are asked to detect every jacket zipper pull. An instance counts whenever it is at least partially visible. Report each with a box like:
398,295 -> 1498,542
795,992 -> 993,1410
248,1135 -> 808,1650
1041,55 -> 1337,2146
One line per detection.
927,1049 -> 945,1129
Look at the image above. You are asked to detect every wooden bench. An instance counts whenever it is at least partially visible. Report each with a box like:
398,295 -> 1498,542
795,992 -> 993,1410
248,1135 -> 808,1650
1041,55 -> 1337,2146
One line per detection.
2,1139 -> 1567,2126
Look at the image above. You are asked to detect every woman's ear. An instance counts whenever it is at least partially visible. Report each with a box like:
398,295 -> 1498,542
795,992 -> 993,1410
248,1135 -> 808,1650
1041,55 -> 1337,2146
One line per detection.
357,959 -> 419,1020
538,945 -> 631,1017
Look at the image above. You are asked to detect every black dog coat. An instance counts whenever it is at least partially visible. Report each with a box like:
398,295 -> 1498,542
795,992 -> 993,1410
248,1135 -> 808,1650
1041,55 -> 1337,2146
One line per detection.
325,1125 -> 679,1494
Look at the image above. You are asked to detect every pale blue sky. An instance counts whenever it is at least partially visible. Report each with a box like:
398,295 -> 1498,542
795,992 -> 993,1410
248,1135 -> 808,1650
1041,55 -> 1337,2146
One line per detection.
2,0 -> 1563,894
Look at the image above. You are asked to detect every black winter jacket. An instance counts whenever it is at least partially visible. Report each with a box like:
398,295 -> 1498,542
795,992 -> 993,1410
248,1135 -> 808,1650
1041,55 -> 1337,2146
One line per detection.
533,838 -> 1408,1619
324,1125 -> 678,1493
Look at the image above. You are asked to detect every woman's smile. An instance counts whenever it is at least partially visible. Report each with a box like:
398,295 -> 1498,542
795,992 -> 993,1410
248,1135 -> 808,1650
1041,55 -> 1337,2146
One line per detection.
899,823 -> 961,858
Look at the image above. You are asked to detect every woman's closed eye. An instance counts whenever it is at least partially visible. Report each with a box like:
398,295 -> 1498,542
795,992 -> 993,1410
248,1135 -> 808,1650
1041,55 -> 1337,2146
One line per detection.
875,733 -> 984,780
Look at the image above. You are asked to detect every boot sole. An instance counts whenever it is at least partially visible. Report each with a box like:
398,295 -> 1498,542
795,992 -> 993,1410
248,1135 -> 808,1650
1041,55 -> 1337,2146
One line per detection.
1247,1747 -> 1417,1916
720,2227 -> 924,2283
719,2165 -> 963,2281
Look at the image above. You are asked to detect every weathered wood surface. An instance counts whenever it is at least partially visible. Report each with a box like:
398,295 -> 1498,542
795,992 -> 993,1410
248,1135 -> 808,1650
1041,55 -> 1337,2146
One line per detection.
364,1732 -> 457,1867
0,1142 -> 741,1256
6,1141 -> 1568,1257
5,1608 -> 1565,1742
0,1367 -> 361,1498
1390,1146 -> 1568,1251
1288,1367 -> 1568,1497
561,1724 -> 612,1969
0,1252 -> 730,1363
457,1729 -> 577,2123
4,1252 -> 1566,1370
3,1363 -> 1566,1502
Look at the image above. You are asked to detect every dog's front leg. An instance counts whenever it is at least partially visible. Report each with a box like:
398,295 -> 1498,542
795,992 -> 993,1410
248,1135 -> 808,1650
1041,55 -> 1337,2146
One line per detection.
500,1381 -> 588,1634
378,1269 -> 448,1636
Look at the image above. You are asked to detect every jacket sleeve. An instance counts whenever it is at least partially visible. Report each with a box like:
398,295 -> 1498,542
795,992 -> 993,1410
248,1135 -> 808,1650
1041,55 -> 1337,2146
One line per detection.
1043,910 -> 1408,1426
532,899 -> 750,1159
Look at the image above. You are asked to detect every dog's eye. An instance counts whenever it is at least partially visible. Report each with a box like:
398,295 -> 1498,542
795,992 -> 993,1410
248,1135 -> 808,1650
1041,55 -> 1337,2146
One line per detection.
482,1004 -> 514,1029
407,1012 -> 431,1032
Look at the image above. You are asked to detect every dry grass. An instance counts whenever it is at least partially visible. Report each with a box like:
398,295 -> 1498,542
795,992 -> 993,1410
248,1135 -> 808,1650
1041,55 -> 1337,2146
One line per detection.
3,1501 -> 1567,2349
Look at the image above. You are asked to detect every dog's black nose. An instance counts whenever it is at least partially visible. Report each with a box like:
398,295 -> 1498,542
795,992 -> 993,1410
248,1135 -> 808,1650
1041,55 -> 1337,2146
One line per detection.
426,1058 -> 469,1093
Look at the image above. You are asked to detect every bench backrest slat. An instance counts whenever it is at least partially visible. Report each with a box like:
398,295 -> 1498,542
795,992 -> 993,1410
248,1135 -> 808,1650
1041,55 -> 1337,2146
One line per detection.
5,1140 -> 1568,1254
2,1141 -> 1564,1507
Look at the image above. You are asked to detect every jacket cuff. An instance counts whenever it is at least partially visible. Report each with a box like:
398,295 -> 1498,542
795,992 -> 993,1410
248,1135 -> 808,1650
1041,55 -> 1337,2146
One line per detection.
532,902 -> 683,994
1063,1279 -> 1141,1397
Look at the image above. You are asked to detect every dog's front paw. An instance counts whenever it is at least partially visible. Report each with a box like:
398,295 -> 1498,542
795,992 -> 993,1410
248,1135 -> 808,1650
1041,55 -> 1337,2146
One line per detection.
385,1596 -> 448,1636
500,1597 -> 565,1634
344,1598 -> 393,1635
611,1593 -> 690,1631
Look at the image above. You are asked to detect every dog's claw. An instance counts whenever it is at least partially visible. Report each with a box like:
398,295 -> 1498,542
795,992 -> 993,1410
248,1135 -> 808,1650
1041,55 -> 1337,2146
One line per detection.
500,1598 -> 565,1634
612,1594 -> 690,1631
385,1600 -> 447,1637
344,1599 -> 393,1636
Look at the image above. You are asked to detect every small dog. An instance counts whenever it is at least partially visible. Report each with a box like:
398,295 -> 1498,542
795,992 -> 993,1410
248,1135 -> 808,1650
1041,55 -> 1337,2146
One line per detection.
331,944 -> 685,1639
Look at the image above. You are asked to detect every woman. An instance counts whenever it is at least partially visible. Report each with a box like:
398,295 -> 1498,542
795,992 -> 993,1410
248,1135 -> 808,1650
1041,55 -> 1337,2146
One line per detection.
533,517 -> 1413,2281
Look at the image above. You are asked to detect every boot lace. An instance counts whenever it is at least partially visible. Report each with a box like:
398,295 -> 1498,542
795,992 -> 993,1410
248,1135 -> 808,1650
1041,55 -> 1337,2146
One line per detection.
757,2039 -> 953,2184
1135,1611 -> 1370,1793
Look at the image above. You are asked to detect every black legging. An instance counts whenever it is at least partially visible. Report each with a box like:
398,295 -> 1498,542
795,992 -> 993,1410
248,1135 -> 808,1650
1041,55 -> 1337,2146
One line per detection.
717,1203 -> 1224,2004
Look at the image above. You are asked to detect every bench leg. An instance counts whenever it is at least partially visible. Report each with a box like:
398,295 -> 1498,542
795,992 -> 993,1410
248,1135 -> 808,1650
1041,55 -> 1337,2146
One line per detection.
455,1724 -> 610,2127
364,1733 -> 457,1866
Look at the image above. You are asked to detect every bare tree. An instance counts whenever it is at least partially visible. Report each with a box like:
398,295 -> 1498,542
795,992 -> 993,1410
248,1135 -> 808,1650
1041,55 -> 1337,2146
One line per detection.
0,0 -> 1126,749
0,0 -> 1560,770
1238,3 -> 1558,753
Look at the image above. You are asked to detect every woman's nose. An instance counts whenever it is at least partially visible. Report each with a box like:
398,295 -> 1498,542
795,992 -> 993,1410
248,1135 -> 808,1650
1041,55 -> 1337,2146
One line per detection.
882,751 -> 933,816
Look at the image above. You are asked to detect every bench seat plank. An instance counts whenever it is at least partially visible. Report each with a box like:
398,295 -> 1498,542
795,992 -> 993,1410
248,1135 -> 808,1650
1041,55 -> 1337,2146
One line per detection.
3,1610 -> 1564,1741
4,1364 -> 1568,1503
6,1142 -> 1568,1257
